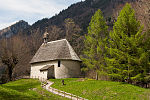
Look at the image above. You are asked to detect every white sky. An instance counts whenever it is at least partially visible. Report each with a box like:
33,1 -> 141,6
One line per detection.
0,0 -> 84,29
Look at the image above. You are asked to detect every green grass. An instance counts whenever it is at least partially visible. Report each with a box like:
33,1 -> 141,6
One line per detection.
50,78 -> 150,100
0,79 -> 69,100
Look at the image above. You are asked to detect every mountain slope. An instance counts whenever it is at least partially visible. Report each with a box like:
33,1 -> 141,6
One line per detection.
0,20 -> 30,38
27,0 -> 150,34
1,0 -> 149,37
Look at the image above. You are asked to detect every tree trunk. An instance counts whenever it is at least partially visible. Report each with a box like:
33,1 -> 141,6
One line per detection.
8,66 -> 12,81
96,71 -> 98,80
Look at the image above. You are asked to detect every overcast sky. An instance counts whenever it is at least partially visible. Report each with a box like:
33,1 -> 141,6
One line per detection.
0,0 -> 84,29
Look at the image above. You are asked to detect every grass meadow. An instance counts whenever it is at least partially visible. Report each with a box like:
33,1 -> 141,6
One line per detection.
0,79 -> 68,100
50,78 -> 150,100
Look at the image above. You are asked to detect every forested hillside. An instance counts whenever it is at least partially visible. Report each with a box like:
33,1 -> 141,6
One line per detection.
0,0 -> 150,82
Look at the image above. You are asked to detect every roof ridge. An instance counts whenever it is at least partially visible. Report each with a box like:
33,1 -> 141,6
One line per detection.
66,40 -> 81,61
30,44 -> 44,63
46,39 -> 66,44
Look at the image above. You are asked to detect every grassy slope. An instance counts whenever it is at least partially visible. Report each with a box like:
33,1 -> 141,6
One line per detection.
0,79 -> 69,100
50,78 -> 150,100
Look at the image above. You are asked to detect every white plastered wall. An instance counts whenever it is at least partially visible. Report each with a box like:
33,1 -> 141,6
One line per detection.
55,60 -> 81,79
30,60 -> 81,79
30,61 -> 57,79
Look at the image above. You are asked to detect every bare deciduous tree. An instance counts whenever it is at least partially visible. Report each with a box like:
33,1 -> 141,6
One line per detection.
64,18 -> 83,54
0,34 -> 30,81
47,25 -> 63,41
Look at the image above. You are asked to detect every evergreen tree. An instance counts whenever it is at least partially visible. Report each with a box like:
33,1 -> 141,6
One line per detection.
82,9 -> 108,80
105,3 -> 150,83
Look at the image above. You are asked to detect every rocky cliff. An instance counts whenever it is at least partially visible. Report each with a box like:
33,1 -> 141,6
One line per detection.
0,20 -> 30,38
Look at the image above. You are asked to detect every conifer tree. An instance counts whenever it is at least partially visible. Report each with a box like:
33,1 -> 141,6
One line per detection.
105,3 -> 150,83
82,9 -> 108,80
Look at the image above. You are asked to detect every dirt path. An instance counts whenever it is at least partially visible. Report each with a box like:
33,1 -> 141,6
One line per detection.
43,80 -> 87,100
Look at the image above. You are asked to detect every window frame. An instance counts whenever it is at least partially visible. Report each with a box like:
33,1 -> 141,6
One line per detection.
58,60 -> 61,67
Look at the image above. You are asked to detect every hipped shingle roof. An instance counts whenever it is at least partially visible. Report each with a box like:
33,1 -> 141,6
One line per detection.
30,39 -> 81,64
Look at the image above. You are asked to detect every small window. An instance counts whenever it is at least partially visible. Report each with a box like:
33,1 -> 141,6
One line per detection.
58,60 -> 61,67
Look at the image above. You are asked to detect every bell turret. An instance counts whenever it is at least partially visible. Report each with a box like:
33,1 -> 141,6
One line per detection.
43,28 -> 49,44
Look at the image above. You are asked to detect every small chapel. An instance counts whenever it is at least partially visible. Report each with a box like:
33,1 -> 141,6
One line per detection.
30,30 -> 81,79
